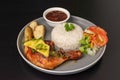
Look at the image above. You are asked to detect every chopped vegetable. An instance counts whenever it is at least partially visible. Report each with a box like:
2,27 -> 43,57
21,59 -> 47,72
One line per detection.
79,35 -> 91,54
50,51 -> 58,57
64,23 -> 75,31
50,51 -> 65,57
79,26 -> 108,55
87,48 -> 96,56
31,49 -> 36,53
87,26 -> 108,46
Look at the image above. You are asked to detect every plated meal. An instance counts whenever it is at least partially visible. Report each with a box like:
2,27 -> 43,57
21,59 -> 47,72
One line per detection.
17,7 -> 108,75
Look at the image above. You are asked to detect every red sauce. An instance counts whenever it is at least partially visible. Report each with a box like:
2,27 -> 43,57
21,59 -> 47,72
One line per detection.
46,11 -> 67,21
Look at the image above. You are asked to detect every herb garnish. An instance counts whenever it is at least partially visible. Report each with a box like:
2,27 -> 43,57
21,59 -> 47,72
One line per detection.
79,36 -> 91,54
36,43 -> 47,51
32,49 -> 36,53
64,23 -> 75,31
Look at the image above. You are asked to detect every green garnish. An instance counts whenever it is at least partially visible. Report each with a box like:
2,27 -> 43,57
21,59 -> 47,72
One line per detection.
64,23 -> 75,31
32,49 -> 36,53
79,36 -> 91,54
50,51 -> 58,57
36,43 -> 47,51
36,44 -> 43,50
50,51 -> 65,57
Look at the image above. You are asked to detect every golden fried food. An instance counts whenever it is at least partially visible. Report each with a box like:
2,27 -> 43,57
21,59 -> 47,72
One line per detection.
24,26 -> 33,41
33,25 -> 45,39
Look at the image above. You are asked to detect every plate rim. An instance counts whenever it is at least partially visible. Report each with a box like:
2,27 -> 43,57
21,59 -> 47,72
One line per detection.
17,15 -> 106,75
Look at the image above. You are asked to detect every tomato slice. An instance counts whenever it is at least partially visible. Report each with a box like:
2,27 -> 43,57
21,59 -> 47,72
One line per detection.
88,26 -> 108,46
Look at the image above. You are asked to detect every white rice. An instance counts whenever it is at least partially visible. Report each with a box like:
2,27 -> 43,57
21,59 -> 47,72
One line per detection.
51,23 -> 83,50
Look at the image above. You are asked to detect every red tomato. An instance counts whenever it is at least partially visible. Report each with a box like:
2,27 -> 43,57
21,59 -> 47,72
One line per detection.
88,26 -> 108,46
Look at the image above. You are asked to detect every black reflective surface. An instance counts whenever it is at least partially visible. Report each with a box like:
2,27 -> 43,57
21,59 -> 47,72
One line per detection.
0,0 -> 120,80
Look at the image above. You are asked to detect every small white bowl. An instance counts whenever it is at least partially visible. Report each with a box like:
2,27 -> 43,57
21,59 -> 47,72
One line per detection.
43,7 -> 70,27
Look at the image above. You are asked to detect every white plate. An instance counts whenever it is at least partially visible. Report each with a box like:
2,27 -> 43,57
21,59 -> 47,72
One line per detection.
17,15 -> 106,75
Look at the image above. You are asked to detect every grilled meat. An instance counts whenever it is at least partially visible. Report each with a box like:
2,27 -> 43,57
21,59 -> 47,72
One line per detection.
24,41 -> 82,69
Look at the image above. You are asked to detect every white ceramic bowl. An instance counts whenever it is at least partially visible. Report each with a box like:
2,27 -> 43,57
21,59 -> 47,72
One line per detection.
43,7 -> 70,27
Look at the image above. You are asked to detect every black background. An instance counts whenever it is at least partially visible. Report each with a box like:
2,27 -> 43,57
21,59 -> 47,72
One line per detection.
0,0 -> 120,80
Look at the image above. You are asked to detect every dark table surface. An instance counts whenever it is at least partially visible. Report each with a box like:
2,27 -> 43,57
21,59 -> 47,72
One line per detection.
0,0 -> 120,80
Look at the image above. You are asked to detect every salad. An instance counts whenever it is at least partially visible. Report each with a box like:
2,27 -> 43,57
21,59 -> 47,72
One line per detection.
79,26 -> 108,56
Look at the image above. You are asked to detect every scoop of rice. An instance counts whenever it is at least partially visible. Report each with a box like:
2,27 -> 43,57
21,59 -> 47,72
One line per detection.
51,23 -> 83,50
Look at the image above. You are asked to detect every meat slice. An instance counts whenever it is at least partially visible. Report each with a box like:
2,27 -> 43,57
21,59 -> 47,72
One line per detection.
66,50 -> 82,59
45,40 -> 55,51
57,48 -> 82,59
24,41 -> 82,70
24,47 -> 68,69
